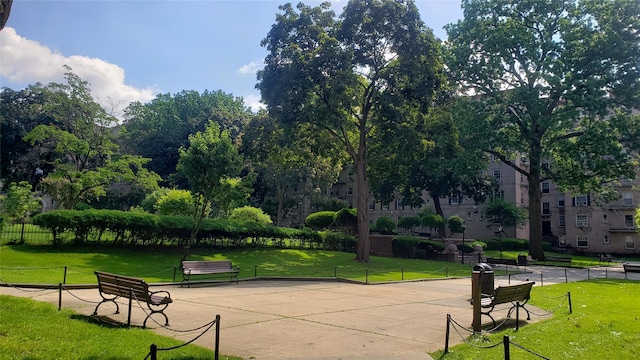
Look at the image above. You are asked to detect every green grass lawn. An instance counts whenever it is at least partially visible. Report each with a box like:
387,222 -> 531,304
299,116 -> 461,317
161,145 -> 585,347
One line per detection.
430,279 -> 640,359
0,295 -> 239,360
0,243 -> 475,284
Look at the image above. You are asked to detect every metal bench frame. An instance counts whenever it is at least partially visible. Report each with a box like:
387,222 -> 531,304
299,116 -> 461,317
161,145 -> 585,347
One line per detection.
480,281 -> 535,327
181,260 -> 240,287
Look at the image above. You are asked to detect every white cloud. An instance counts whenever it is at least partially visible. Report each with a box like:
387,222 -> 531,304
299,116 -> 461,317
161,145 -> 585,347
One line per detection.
0,27 -> 157,118
243,93 -> 265,113
237,60 -> 262,75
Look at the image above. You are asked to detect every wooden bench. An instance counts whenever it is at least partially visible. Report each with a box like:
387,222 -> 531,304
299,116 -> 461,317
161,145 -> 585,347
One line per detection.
545,256 -> 572,263
180,260 -> 240,287
481,281 -> 535,327
93,271 -> 172,328
623,263 -> 640,279
486,257 -> 518,266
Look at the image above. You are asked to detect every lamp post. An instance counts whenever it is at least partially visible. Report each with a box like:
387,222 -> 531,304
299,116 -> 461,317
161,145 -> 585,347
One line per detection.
498,225 -> 503,259
461,223 -> 466,264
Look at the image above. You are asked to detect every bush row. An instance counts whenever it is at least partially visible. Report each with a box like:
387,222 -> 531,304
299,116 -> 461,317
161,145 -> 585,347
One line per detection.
31,210 -> 356,249
391,236 -> 447,259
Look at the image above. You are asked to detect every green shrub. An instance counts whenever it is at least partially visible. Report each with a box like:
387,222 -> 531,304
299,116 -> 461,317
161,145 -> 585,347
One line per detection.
334,208 -> 357,234
483,238 -> 528,251
228,206 -> 273,225
392,236 -> 446,259
374,216 -> 396,235
155,189 -> 195,216
397,216 -> 421,231
320,231 -> 357,252
305,211 -> 336,230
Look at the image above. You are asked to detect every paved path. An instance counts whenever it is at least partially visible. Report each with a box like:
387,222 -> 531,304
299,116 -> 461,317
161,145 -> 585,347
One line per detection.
1,264 -> 634,360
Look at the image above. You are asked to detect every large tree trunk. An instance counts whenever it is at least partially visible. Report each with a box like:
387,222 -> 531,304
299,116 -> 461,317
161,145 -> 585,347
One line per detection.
276,186 -> 286,227
432,196 -> 446,238
354,157 -> 370,262
528,149 -> 546,260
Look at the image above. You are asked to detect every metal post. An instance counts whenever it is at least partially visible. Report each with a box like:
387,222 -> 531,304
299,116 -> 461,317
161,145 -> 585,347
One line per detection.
605,267 -> 608,279
515,302 -> 520,331
540,273 -> 544,287
401,266 -> 404,281
444,314 -> 451,354
587,268 -> 590,280
150,344 -> 157,360
503,335 -> 510,360
461,224 -> 466,264
565,268 -> 568,283
334,266 -> 337,278
63,266 -> 67,284
254,265 -> 257,278
472,271 -> 482,332
567,292 -> 572,314
366,268 -> 369,284
58,283 -> 62,311
127,288 -> 133,328
508,273 -> 511,284
445,266 -> 448,278
498,225 -> 503,259
215,314 -> 220,360
173,266 -> 177,282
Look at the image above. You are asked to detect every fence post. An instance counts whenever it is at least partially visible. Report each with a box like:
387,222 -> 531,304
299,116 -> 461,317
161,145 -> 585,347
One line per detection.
128,288 -> 133,328
445,266 -> 448,278
58,282 -> 62,311
515,301 -> 520,331
63,266 -> 67,284
503,335 -> 510,360
508,273 -> 511,284
215,314 -> 220,360
567,291 -> 572,314
173,266 -> 177,282
564,269 -> 568,283
472,271 -> 481,333
401,266 -> 404,281
254,265 -> 257,278
150,344 -> 157,360
444,314 -> 451,354
366,268 -> 369,284
334,266 -> 337,278
587,268 -> 590,280
540,273 -> 543,287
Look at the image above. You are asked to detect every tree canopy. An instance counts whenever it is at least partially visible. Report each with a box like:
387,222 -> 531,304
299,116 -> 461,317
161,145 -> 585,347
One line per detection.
445,0 -> 640,259
258,0 -> 444,261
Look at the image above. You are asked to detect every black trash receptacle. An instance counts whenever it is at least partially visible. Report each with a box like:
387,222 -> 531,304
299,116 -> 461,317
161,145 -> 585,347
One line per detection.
518,253 -> 527,266
473,263 -> 494,296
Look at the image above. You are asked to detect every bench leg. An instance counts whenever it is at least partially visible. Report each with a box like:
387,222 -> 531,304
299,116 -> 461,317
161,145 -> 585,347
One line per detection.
143,310 -> 170,328
93,297 -> 119,316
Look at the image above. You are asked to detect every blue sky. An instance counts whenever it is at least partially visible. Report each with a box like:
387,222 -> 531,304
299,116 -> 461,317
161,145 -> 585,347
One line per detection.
1,1 -> 463,115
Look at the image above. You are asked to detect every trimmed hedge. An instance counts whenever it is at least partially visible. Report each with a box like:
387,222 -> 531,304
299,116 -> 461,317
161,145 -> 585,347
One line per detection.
305,211 -> 336,230
392,236 -> 446,259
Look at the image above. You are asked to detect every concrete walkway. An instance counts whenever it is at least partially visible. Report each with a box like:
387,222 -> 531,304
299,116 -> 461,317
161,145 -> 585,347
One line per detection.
1,264 -> 633,359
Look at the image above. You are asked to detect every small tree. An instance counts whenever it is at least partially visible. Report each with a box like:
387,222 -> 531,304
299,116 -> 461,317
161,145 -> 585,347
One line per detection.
2,181 -> 41,244
418,207 -> 445,238
447,215 -> 464,237
397,216 -> 421,235
374,216 -> 396,235
155,189 -> 195,217
483,199 -> 528,229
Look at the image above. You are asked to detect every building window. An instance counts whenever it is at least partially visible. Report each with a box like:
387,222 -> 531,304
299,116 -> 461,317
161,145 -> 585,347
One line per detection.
625,215 -> 634,229
368,200 -> 375,210
520,174 -> 525,183
491,154 -> 497,162
625,235 -> 636,249
521,193 -> 524,204
542,182 -> 550,194
602,214 -> 608,223
559,215 -> 565,227
576,235 -> 589,248
558,197 -> 565,207
348,201 -> 353,208
493,190 -> 504,200
347,187 -> 353,195
575,194 -> 588,206
382,203 -> 389,211
467,212 -> 472,220
493,170 -> 501,182
542,162 -> 550,170
348,171 -> 354,181
450,194 -> 459,205
623,192 -> 633,207
576,214 -> 588,228
542,202 -> 550,215
603,235 -> 609,244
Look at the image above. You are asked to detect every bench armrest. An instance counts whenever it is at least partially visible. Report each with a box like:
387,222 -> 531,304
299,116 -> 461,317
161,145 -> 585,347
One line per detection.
150,290 -> 172,301
232,265 -> 240,271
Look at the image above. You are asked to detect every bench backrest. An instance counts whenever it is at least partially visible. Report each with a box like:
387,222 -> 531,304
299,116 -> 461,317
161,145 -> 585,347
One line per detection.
182,260 -> 233,271
95,271 -> 150,302
623,263 -> 640,272
492,282 -> 534,305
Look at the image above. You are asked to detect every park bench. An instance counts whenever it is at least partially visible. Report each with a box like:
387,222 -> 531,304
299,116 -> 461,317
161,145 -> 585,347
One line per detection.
545,256 -> 572,263
486,257 -> 518,266
623,263 -> 640,279
180,260 -> 240,287
481,281 -> 535,327
93,271 -> 172,328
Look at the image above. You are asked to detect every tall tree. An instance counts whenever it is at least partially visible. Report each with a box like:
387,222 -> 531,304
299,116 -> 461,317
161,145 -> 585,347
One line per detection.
176,121 -> 244,256
121,90 -> 252,184
22,68 -> 160,209
445,0 -> 640,259
370,100 -> 495,237
258,0 -> 443,261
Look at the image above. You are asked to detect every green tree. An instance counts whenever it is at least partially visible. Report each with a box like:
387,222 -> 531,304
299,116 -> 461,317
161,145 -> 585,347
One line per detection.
2,181 -> 42,244
22,69 -> 160,209
258,0 -> 443,261
121,90 -> 251,184
374,216 -> 396,235
397,216 -> 421,235
211,177 -> 253,218
483,199 -> 528,229
447,215 -> 464,237
176,121 -> 244,255
417,207 -> 445,238
445,0 -> 640,259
